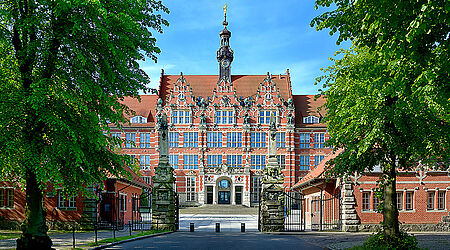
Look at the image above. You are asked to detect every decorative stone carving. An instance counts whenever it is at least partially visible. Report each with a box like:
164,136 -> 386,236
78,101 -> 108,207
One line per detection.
152,114 -> 176,231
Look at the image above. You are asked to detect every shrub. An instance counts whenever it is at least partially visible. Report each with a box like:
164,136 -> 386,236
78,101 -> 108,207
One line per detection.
362,231 -> 418,250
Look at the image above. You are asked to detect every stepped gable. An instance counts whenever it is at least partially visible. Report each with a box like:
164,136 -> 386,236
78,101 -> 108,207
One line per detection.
119,95 -> 158,126
159,74 -> 291,104
293,95 -> 327,127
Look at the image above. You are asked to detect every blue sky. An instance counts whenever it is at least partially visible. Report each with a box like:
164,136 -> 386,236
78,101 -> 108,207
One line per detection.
141,0 -> 349,95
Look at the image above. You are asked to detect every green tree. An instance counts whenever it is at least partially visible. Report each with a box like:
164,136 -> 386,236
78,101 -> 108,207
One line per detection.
312,0 -> 449,239
0,1 -> 168,249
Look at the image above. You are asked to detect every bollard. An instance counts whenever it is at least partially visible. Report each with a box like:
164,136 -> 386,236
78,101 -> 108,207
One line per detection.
157,221 -> 159,231
241,223 -> 245,232
216,223 -> 220,232
94,223 -> 98,245
141,220 -> 144,234
190,223 -> 194,232
129,221 -> 132,236
72,223 -> 75,249
113,221 -> 116,240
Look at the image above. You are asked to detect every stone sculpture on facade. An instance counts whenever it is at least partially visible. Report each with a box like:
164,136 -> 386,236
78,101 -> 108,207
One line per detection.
260,113 -> 285,232
152,114 -> 176,230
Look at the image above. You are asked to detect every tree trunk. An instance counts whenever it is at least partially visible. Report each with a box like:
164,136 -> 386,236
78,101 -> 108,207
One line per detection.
16,170 -> 52,250
382,160 -> 400,238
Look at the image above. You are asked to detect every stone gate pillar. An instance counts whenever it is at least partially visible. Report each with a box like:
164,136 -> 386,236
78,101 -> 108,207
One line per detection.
152,114 -> 176,231
341,177 -> 360,232
260,113 -> 284,232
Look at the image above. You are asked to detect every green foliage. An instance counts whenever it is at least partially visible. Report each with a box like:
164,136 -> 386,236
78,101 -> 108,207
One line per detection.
0,0 -> 168,194
359,231 -> 419,250
87,230 -> 167,246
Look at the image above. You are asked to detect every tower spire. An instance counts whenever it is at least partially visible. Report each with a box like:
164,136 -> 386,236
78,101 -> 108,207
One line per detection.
217,4 -> 234,82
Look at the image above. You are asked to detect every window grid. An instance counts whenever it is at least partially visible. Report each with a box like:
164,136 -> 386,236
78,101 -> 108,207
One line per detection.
276,155 -> 285,169
276,133 -> 285,148
120,194 -> 126,212
362,192 -> 370,211
140,155 -> 151,170
373,194 -> 380,211
438,191 -> 445,210
140,133 -> 151,148
58,192 -> 76,209
299,133 -> 310,148
314,155 -> 325,166
169,132 -> 179,147
396,192 -> 403,210
183,155 -> 199,169
169,155 -> 179,169
250,132 -> 266,148
0,189 -> 14,208
131,116 -> 147,124
405,192 -> 413,210
299,155 -> 310,170
252,177 -> 262,202
250,155 -> 266,170
259,110 -> 277,124
207,132 -> 222,147
215,110 -> 234,124
227,132 -> 242,147
172,110 -> 191,124
314,133 -> 325,148
207,155 -> 222,168
186,177 -> 196,201
227,155 -> 242,168
427,192 -> 435,210
183,132 -> 198,147
303,116 -> 320,124
125,133 -> 136,148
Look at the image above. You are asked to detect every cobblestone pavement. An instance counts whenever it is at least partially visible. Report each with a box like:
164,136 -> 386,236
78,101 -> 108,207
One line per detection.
179,214 -> 258,232
179,204 -> 257,215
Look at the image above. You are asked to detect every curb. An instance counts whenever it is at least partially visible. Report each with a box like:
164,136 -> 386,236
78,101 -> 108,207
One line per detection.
89,231 -> 174,250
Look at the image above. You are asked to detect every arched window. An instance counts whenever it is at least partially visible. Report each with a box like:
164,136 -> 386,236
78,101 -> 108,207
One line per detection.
303,115 -> 320,124
130,116 -> 147,124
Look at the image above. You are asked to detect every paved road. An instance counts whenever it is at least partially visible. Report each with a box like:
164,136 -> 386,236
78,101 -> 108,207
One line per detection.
179,214 -> 258,232
105,231 -> 321,250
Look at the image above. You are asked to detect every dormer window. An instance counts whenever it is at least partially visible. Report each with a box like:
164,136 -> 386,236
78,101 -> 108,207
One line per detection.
303,115 -> 320,124
131,116 -> 147,124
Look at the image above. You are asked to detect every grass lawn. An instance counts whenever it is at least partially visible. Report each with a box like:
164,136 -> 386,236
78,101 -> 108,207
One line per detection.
87,230 -> 168,247
0,231 -> 21,240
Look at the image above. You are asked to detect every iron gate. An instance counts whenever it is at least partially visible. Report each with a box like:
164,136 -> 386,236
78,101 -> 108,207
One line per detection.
131,190 -> 152,230
284,192 -> 306,231
311,193 -> 341,231
99,192 -> 124,229
174,193 -> 179,231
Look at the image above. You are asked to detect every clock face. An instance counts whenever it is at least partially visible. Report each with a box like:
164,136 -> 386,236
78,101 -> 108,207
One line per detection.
221,59 -> 230,68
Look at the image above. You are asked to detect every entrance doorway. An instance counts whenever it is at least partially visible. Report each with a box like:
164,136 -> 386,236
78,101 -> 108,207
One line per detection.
206,186 -> 213,204
218,191 -> 231,204
235,186 -> 242,205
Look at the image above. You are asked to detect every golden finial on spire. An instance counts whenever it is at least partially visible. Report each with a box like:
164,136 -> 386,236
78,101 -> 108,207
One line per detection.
223,3 -> 227,16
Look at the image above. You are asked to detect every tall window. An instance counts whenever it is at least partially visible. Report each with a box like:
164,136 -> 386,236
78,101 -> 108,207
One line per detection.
58,192 -> 76,209
252,177 -> 262,202
405,192 -> 414,210
314,133 -> 325,148
140,133 -> 151,148
427,192 -> 435,210
207,132 -> 222,147
172,110 -> 191,124
111,132 -> 121,139
169,132 -> 179,147
227,155 -> 242,168
259,110 -> 277,124
250,132 -> 266,148
142,176 -> 152,185
396,192 -> 403,210
276,133 -> 285,148
250,155 -> 266,169
276,155 -> 285,169
125,133 -> 136,148
215,110 -> 234,124
207,155 -> 222,168
373,193 -> 380,211
119,193 -> 127,212
314,155 -> 325,166
299,155 -> 310,170
183,155 -> 198,169
183,132 -> 198,147
0,188 -> 14,208
169,155 -> 179,169
362,192 -> 370,211
299,133 -> 310,148
140,155 -> 151,170
186,177 -> 196,201
438,191 -> 446,210
227,132 -> 242,147
303,115 -> 320,124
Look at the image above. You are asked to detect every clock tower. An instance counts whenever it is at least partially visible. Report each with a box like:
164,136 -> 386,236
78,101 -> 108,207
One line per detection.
217,5 -> 234,82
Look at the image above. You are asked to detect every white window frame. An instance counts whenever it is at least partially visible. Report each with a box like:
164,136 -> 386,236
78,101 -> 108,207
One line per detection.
183,155 -> 198,169
250,155 -> 266,170
276,132 -> 285,148
303,115 -> 320,124
140,133 -> 151,148
169,155 -> 179,169
131,116 -> 147,124
215,110 -> 234,124
120,193 -> 127,212
250,132 -> 266,148
299,155 -> 310,170
362,192 -> 370,211
299,133 -> 310,148
169,132 -> 179,147
252,177 -> 262,202
125,133 -> 136,148
207,155 -> 222,168
140,155 -> 151,170
172,110 -> 191,124
207,132 -> 222,147
227,132 -> 242,147
186,177 -> 196,201
314,133 -> 325,148
314,155 -> 325,166
259,110 -> 277,124
438,191 -> 446,210
183,132 -> 198,147
227,155 -> 242,168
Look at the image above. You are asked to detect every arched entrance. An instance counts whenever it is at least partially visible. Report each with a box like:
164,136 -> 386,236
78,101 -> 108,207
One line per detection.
216,177 -> 232,204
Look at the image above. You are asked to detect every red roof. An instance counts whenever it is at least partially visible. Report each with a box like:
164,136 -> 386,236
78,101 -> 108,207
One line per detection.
291,149 -> 343,190
107,164 -> 150,189
293,95 -> 327,127
119,95 -> 158,127
159,74 -> 292,103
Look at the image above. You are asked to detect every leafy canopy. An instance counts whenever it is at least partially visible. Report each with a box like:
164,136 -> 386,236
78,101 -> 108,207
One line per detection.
0,0 -> 169,193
